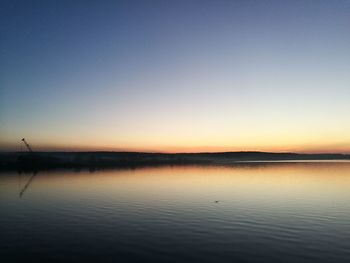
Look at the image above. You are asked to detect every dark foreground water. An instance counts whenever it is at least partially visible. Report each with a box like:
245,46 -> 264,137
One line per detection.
1,162 -> 350,263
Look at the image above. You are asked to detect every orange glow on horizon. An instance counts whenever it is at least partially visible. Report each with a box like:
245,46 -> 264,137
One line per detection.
1,127 -> 350,154
1,141 -> 349,154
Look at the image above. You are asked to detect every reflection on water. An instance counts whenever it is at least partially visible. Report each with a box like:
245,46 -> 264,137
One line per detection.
1,162 -> 350,262
18,171 -> 38,198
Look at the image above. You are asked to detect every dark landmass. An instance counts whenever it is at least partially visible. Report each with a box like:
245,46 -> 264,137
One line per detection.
0,151 -> 349,171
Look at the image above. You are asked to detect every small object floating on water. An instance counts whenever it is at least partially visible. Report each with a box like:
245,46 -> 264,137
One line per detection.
214,200 -> 219,203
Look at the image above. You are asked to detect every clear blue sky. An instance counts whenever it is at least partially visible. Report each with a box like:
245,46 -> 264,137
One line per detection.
1,0 -> 350,152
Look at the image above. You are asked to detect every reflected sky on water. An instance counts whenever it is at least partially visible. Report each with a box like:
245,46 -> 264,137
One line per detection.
1,162 -> 350,262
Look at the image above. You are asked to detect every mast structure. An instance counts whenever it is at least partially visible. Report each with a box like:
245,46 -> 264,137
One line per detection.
21,138 -> 33,153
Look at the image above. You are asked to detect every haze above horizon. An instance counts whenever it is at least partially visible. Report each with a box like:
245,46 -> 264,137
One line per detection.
1,1 -> 350,153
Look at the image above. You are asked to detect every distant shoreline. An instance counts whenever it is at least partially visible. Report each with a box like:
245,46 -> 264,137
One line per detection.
1,151 -> 350,171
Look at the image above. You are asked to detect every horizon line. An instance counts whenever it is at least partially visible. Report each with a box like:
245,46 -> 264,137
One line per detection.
2,150 -> 350,155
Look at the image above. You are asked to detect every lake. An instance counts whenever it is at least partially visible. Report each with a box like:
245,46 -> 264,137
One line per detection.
1,162 -> 350,262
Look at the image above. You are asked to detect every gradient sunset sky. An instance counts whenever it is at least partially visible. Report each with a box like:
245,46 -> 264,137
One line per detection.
1,0 -> 350,153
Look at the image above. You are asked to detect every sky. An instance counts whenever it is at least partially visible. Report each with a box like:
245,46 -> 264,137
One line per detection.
1,0 -> 350,153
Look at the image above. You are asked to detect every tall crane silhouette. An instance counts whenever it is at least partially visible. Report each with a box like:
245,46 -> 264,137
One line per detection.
19,137 -> 56,168
21,138 -> 33,152
18,138 -> 38,198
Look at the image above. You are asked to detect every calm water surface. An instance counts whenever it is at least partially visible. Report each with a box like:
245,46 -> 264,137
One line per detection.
1,162 -> 350,262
